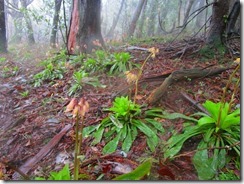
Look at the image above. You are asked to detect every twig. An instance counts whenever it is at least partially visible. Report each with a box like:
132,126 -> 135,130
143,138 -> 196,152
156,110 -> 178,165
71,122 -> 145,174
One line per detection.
181,92 -> 209,115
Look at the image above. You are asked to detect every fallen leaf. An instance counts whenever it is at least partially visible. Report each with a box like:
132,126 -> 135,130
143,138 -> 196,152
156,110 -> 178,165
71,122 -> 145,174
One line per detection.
158,161 -> 175,180
25,139 -> 32,147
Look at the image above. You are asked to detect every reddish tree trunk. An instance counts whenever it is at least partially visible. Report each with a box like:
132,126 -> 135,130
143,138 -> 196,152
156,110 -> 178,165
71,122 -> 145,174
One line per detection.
67,0 -> 104,54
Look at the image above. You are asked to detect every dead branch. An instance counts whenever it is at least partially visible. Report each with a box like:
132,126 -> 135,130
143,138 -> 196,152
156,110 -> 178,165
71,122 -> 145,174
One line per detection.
180,92 -> 210,115
12,124 -> 72,180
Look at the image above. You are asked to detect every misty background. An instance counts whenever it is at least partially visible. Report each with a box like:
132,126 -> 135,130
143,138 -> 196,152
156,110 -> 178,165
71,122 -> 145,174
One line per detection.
5,0 -> 218,47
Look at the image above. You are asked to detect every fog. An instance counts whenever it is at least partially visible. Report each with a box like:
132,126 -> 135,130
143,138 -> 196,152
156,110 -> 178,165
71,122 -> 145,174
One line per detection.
5,0 -> 213,45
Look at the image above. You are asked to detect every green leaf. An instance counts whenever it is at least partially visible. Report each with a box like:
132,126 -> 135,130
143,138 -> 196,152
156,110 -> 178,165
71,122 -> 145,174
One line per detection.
82,125 -> 97,138
163,112 -> 198,122
203,100 -> 221,121
92,126 -> 104,145
131,124 -> 138,142
220,108 -> 240,129
133,120 -> 155,137
198,116 -> 215,126
146,135 -> 158,152
203,128 -> 215,142
109,114 -> 123,128
113,158 -> 152,180
48,164 -> 71,180
103,132 -> 121,154
35,177 -> 46,180
120,124 -> 127,140
193,142 -> 215,180
145,118 -> 164,133
122,125 -> 133,152
164,126 -> 203,158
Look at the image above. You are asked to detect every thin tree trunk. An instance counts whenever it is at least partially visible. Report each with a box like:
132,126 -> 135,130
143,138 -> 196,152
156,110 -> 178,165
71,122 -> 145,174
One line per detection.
106,0 -> 125,39
146,0 -> 158,37
50,0 -> 62,47
178,0 -> 182,26
127,0 -> 146,38
226,0 -> 240,35
183,0 -> 195,25
195,0 -> 205,28
0,0 -> 7,52
20,0 -> 35,45
137,0 -> 147,38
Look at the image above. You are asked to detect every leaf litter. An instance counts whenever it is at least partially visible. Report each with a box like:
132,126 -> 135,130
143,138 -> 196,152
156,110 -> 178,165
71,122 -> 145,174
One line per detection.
0,39 -> 240,180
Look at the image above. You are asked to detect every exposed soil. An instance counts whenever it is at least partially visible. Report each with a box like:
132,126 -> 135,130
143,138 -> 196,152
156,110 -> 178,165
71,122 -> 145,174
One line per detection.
0,39 -> 240,180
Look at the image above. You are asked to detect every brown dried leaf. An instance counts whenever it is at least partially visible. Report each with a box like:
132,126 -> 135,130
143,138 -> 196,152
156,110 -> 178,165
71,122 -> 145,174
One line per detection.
158,161 -> 175,180
25,139 -> 32,147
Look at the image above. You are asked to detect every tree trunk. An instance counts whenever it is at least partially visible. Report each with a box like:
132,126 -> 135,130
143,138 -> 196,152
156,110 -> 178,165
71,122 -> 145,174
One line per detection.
146,0 -> 158,37
67,0 -> 104,54
50,0 -> 62,48
207,0 -> 230,44
183,0 -> 195,25
0,0 -> 7,53
8,0 -> 23,43
195,0 -> 205,28
127,0 -> 146,38
20,0 -> 35,45
226,0 -> 240,36
106,0 -> 125,39
136,0 -> 147,38
177,0 -> 182,26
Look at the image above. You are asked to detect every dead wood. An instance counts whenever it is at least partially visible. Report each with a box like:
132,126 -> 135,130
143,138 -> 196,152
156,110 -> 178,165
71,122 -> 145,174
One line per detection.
147,67 -> 231,105
12,124 -> 72,180
181,92 -> 210,115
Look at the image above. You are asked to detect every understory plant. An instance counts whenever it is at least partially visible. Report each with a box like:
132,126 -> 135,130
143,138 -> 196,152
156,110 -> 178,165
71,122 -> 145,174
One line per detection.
35,164 -> 71,180
68,70 -> 105,96
33,56 -> 66,87
163,60 -> 240,180
87,96 -> 165,154
107,52 -> 136,74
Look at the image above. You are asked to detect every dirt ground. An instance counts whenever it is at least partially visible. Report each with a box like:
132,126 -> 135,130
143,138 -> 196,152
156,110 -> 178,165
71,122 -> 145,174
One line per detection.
0,39 -> 240,180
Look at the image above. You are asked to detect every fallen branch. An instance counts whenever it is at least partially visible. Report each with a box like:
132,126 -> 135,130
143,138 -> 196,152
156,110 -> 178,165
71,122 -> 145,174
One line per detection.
147,67 -> 231,105
12,124 -> 72,180
180,92 -> 210,115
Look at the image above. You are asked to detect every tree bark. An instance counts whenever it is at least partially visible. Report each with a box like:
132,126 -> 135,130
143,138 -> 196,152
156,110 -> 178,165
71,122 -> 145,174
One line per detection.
226,0 -> 240,36
207,0 -> 230,44
0,0 -> 7,53
127,0 -> 146,38
67,0 -> 104,54
50,0 -> 62,48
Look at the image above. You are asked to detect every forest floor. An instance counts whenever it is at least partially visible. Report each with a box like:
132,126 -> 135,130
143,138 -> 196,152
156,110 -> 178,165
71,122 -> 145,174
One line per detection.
0,38 -> 240,180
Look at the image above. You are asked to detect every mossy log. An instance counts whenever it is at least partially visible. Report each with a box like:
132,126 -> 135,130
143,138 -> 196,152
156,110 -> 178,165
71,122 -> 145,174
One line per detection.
147,67 -> 231,105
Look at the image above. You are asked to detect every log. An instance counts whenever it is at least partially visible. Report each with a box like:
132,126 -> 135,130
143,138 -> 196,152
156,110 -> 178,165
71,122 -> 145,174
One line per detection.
147,67 -> 231,105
